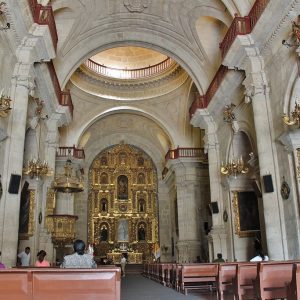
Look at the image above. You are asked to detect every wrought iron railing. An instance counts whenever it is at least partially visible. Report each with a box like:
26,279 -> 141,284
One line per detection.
85,57 -> 174,79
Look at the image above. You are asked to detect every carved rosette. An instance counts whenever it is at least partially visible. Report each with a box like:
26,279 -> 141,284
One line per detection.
124,0 -> 149,12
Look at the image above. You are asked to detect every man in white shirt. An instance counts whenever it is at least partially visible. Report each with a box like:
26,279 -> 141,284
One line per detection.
17,247 -> 31,266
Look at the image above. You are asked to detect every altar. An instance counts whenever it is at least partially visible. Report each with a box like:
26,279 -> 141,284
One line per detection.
107,252 -> 143,264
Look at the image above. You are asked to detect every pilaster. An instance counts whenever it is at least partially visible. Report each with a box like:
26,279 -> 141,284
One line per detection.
0,63 -> 35,267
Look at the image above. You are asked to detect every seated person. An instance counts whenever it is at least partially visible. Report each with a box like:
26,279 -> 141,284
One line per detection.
61,239 -> 97,268
35,250 -> 50,267
213,253 -> 225,263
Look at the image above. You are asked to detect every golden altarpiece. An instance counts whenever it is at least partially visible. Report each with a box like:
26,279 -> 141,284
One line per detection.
88,144 -> 158,263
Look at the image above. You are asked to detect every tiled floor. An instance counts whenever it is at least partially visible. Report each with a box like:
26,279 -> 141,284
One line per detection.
121,274 -> 218,300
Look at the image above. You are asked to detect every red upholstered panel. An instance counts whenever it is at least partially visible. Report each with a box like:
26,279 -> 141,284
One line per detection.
0,271 -> 31,300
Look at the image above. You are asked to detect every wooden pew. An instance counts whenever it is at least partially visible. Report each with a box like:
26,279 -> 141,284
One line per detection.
0,267 -> 121,300
232,263 -> 257,300
287,262 -> 300,300
0,269 -> 31,300
217,263 -> 237,300
180,263 -> 219,295
254,261 -> 293,300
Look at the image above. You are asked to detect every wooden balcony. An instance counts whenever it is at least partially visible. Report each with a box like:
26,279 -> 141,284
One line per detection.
56,146 -> 85,159
48,61 -> 74,117
28,0 -> 58,50
165,147 -> 207,162
220,0 -> 270,58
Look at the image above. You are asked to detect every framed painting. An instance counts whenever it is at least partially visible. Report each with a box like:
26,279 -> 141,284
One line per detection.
232,191 -> 260,237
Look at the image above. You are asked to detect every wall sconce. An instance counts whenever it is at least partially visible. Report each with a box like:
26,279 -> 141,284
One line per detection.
283,102 -> 300,127
0,88 -> 11,117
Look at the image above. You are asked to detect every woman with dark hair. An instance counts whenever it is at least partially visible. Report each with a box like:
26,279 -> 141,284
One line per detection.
35,250 -> 50,267
61,239 -> 97,268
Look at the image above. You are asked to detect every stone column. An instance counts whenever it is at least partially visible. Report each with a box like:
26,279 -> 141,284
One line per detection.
170,160 -> 206,263
191,111 -> 228,261
157,181 -> 172,262
0,64 -> 34,267
243,57 -> 285,259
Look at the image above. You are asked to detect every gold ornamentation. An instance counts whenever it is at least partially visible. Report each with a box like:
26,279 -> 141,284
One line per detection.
52,159 -> 84,193
232,191 -> 259,237
283,103 -> 300,127
221,157 -> 249,178
0,88 -> 11,117
88,143 -> 158,262
23,99 -> 52,179
297,148 -> 300,178
47,214 -> 78,244
19,190 -> 35,239
45,188 -> 56,232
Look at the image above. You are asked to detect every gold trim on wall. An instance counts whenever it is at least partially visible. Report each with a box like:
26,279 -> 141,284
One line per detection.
297,148 -> 300,178
19,189 -> 35,239
232,191 -> 259,238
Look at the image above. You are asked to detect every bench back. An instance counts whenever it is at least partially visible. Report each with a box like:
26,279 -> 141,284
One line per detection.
181,263 -> 218,278
0,267 -> 121,300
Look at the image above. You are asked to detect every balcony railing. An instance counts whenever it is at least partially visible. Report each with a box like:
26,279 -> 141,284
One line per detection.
85,57 -> 174,79
56,146 -> 85,159
248,0 -> 270,30
165,147 -> 207,162
220,0 -> 270,58
48,61 -> 74,116
189,65 -> 228,118
28,0 -> 58,50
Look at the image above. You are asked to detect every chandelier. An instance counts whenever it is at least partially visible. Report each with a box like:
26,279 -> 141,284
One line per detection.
221,156 -> 249,178
52,159 -> 84,193
0,88 -> 11,117
282,102 -> 300,127
23,100 -> 51,179
220,130 -> 249,178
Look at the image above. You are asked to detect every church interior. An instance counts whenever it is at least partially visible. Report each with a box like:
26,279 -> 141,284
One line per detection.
0,0 -> 300,273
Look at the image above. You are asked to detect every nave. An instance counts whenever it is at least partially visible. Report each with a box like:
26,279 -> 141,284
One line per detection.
121,274 -> 218,300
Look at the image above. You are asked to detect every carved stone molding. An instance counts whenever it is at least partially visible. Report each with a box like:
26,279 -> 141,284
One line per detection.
124,0 -> 149,13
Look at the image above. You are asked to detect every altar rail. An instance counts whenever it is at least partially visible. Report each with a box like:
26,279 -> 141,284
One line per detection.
85,57 -> 174,79
165,147 -> 207,162
56,146 -> 85,159
27,0 -> 58,50
0,267 -> 121,300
